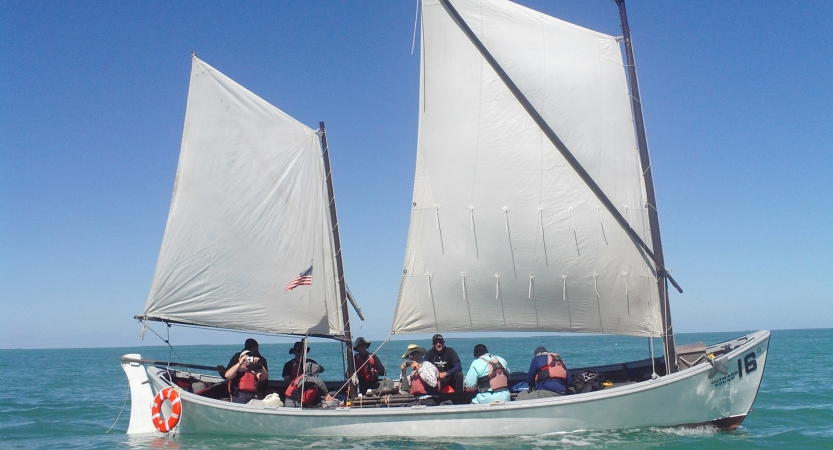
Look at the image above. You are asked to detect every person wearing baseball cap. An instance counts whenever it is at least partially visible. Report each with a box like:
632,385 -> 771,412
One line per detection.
516,345 -> 573,400
423,334 -> 464,394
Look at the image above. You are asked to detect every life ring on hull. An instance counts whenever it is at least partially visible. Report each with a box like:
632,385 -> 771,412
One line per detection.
151,387 -> 182,433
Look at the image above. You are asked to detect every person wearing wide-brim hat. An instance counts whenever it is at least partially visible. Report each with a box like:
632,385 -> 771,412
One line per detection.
351,337 -> 386,393
399,344 -> 439,404
282,340 -> 324,382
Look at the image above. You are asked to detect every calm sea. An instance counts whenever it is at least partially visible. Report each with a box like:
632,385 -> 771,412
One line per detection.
1,329 -> 831,449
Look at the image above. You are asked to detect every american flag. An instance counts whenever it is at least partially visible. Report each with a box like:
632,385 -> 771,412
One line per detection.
285,265 -> 313,291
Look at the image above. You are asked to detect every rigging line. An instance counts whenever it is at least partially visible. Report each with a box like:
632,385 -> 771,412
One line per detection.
411,0 -> 420,55
334,333 -> 394,397
438,0 -> 681,291
104,388 -> 130,434
144,320 -> 184,366
504,207 -> 517,277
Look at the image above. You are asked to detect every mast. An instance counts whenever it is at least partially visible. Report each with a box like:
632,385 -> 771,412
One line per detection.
616,0 -> 677,374
319,122 -> 358,394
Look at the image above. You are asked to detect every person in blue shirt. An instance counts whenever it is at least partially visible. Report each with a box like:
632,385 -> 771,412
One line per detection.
517,346 -> 573,400
464,344 -> 511,404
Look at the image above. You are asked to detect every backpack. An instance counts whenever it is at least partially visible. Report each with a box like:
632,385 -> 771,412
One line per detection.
573,370 -> 602,393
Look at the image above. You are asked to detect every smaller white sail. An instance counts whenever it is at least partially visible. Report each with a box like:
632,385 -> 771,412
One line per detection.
143,56 -> 342,337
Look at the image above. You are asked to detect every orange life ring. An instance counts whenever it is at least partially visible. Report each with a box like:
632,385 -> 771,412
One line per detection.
151,387 -> 182,433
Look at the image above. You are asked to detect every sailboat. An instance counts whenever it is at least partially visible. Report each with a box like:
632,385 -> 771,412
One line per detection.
122,0 -> 769,437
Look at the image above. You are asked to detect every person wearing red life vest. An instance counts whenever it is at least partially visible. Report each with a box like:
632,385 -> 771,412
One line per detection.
224,338 -> 269,404
352,337 -> 386,394
284,361 -> 331,408
282,340 -> 324,382
516,346 -> 573,400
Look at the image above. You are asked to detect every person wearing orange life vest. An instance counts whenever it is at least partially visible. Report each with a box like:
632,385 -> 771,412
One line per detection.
282,340 -> 324,382
464,344 -> 511,404
352,337 -> 386,394
516,346 -> 573,400
284,361 -> 332,407
399,344 -> 440,405
224,338 -> 269,404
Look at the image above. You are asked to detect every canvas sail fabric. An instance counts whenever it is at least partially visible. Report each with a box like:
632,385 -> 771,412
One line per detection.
143,56 -> 342,337
392,0 -> 662,337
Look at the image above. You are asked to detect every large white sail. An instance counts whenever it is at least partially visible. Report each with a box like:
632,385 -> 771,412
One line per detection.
392,0 -> 662,337
143,56 -> 342,337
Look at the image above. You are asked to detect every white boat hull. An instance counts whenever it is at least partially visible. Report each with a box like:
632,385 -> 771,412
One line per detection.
124,331 -> 769,437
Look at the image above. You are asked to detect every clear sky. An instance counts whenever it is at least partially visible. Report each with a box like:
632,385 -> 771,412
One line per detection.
1,1 -> 831,349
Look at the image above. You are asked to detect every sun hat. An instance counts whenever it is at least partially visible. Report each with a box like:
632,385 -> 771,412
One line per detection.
401,344 -> 427,359
354,337 -> 371,350
289,341 -> 310,355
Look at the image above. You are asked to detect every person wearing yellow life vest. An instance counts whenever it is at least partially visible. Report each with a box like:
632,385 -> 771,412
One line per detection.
464,344 -> 511,404
516,346 -> 573,400
352,337 -> 386,394
224,338 -> 269,404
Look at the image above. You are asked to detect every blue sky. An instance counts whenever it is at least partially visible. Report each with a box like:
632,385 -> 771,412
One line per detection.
1,1 -> 830,349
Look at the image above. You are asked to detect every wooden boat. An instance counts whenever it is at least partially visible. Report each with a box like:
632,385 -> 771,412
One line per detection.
122,0 -> 769,437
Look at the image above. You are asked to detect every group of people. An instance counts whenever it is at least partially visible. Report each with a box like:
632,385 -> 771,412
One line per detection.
224,338 -> 331,407
398,334 -> 573,405
223,335 -> 573,406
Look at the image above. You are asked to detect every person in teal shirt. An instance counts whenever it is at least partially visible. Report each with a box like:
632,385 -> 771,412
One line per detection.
464,344 -> 511,404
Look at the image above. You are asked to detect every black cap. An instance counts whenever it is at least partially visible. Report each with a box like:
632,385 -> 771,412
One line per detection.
244,338 -> 259,350
534,346 -> 548,356
432,334 -> 444,344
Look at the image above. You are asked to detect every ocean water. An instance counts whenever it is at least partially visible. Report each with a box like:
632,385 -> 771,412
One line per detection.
1,329 -> 831,449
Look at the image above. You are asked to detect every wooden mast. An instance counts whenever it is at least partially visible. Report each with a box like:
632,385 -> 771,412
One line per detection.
319,122 -> 358,394
616,0 -> 678,374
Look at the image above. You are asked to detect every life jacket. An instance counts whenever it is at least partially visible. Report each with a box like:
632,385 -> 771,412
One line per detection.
356,354 -> 379,384
535,353 -> 567,383
285,375 -> 319,406
476,356 -> 509,393
409,373 -> 428,395
237,371 -> 258,392
407,368 -> 440,396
